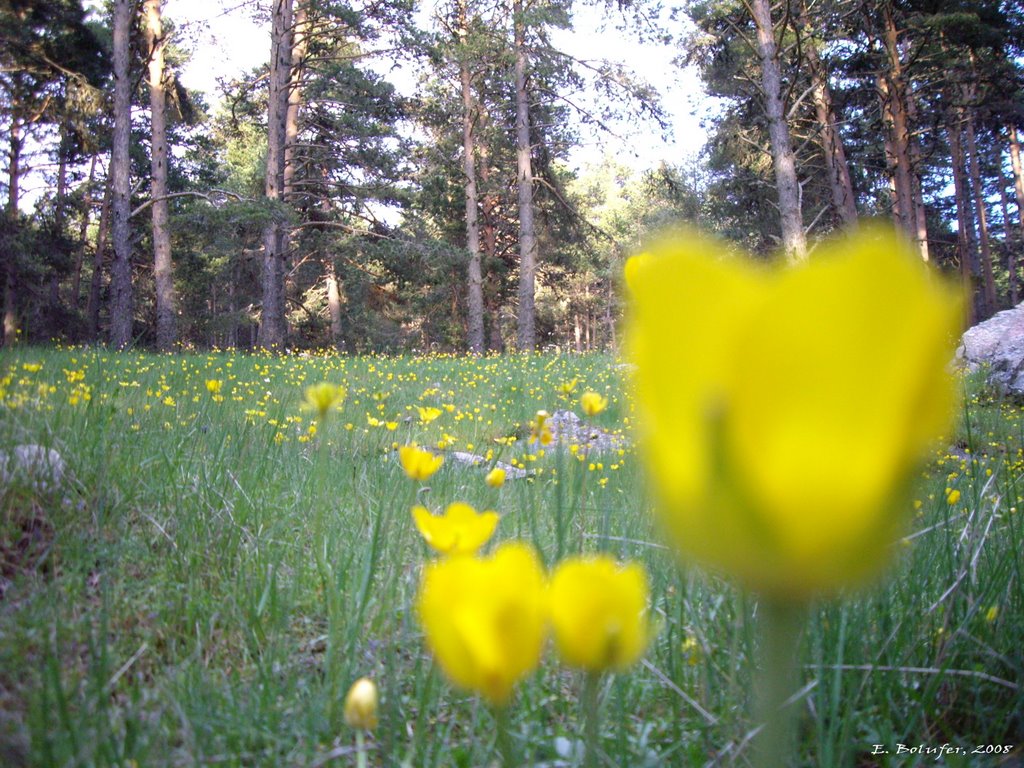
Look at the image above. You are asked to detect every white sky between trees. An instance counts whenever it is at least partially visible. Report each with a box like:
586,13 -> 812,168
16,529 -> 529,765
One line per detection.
163,0 -> 712,172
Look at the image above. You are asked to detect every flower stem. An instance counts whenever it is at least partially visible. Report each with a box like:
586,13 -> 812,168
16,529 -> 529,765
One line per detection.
494,705 -> 516,766
355,730 -> 367,768
753,597 -> 806,768
581,671 -> 601,768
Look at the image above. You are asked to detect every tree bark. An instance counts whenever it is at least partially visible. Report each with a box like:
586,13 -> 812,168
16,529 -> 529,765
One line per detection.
1009,125 -> 1024,244
799,7 -> 857,228
71,154 -> 98,308
948,111 -> 978,324
878,2 -> 916,244
999,174 -> 1017,305
109,0 -> 135,348
4,118 -> 21,345
145,0 -> 176,350
88,176 -> 112,340
749,0 -> 806,261
513,0 -> 539,348
962,97 -> 996,317
326,261 -> 343,350
459,0 -> 484,353
258,0 -> 293,350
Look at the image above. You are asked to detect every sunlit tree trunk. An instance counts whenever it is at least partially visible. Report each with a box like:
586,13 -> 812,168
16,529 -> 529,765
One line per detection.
948,111 -> 978,324
1009,125 -> 1024,245
3,117 -> 21,345
109,0 -> 134,348
513,0 -> 539,348
749,0 -> 806,261
145,0 -> 176,350
88,177 -> 112,340
71,154 -> 98,308
999,174 -> 1017,305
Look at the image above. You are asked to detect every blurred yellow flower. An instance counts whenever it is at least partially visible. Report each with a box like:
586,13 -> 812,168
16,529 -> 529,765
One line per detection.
946,489 -> 961,505
205,379 -> 223,395
580,391 -> 607,417
418,405 -> 442,423
399,443 -> 444,480
558,378 -> 579,395
548,555 -> 651,672
302,382 -> 346,421
626,226 -> 962,598
417,541 -> 546,706
412,502 -> 499,556
485,467 -> 506,488
529,410 -> 553,446
343,677 -> 379,730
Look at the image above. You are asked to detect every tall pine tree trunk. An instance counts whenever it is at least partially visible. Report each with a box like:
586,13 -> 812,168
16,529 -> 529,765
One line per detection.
513,0 -> 538,348
1009,125 -> 1024,245
145,0 -> 176,350
71,154 -> 98,308
4,117 -> 21,346
750,0 -> 806,261
949,110 -> 978,324
109,0 -> 134,348
962,96 -> 996,317
258,0 -> 293,350
326,261 -> 343,350
459,0 -> 484,353
88,177 -> 112,340
799,7 -> 857,227
999,175 -> 1017,305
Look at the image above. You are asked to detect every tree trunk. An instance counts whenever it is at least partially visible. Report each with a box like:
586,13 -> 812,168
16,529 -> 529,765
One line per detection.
71,154 -> 98,308
326,261 -> 343,350
513,0 -> 539,348
258,0 -> 293,350
948,112 -> 978,324
999,174 -> 1017,305
459,0 -> 484,354
145,0 -> 176,350
109,0 -> 135,348
878,2 -> 915,241
88,176 -> 112,340
1009,125 -> 1024,243
749,0 -> 806,261
902,81 -> 930,261
963,97 -> 997,317
4,118 -> 21,345
800,7 -> 857,228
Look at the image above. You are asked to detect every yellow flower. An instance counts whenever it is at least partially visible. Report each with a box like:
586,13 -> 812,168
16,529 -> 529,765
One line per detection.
529,410 -> 553,446
548,555 -> 651,672
485,467 -> 506,488
985,605 -> 999,623
205,379 -> 223,395
302,382 -> 346,421
558,378 -> 579,395
946,489 -> 961,505
580,391 -> 607,417
412,502 -> 499,556
417,542 -> 546,706
399,443 -> 444,481
343,677 -> 379,730
625,226 -> 962,598
418,406 -> 442,423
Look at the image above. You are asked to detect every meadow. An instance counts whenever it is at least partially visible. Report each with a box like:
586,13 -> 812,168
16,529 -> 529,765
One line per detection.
0,346 -> 1021,766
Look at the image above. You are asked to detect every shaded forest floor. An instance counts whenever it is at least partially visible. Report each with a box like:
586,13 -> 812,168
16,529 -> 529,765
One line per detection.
0,347 -> 1021,766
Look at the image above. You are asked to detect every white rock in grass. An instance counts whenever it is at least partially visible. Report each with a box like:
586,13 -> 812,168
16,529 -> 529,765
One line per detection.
958,302 -> 1024,395
0,445 -> 66,493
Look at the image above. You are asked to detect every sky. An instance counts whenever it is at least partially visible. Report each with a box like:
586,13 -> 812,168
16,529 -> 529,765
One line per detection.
163,0 -> 714,172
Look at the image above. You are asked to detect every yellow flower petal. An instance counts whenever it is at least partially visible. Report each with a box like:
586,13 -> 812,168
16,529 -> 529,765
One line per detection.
399,443 -> 444,481
627,225 -> 962,598
412,502 -> 499,556
548,555 -> 651,672
417,542 -> 546,705
580,391 -> 608,417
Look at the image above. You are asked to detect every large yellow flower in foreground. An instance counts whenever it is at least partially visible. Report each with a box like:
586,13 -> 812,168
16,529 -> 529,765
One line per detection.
412,502 -> 499,556
417,542 -> 546,706
549,555 -> 651,672
625,226 -> 962,599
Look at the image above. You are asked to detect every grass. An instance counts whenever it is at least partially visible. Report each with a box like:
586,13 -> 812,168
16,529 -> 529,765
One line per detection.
0,347 -> 1021,767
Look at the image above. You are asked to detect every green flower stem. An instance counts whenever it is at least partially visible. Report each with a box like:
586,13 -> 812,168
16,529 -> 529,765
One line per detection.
494,705 -> 517,766
581,671 -> 602,768
355,730 -> 368,768
753,597 -> 806,768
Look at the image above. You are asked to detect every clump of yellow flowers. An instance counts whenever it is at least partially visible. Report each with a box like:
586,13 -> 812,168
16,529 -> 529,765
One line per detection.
625,225 -> 962,599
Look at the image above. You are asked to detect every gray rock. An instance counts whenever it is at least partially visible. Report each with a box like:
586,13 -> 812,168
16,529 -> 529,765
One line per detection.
0,445 -> 66,493
957,303 -> 1024,395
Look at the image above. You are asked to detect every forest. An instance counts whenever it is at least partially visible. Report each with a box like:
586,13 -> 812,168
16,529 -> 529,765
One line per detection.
2,0 -> 1024,353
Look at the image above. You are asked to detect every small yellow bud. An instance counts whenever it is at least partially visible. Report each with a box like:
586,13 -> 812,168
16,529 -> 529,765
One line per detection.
343,677 -> 378,730
485,467 -> 506,488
